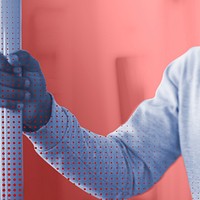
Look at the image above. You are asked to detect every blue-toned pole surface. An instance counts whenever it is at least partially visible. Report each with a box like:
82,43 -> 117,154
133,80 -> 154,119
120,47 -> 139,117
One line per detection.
0,0 -> 23,199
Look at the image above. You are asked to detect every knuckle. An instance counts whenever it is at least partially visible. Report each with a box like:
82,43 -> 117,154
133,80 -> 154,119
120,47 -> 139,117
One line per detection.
24,78 -> 31,88
19,50 -> 30,60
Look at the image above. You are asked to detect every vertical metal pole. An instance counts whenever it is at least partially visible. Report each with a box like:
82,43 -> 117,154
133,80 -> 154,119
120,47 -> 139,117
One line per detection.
0,0 -> 23,200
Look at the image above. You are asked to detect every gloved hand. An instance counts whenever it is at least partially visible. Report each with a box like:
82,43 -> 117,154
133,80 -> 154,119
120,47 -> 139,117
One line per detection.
0,50 -> 52,131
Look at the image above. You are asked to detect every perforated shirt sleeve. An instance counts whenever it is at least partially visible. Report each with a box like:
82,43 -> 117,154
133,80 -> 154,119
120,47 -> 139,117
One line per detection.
23,54 -> 183,199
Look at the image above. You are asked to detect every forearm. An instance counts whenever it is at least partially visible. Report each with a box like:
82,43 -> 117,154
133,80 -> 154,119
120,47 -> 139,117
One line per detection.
23,82 -> 180,199
23,94 -> 152,199
37,126 -> 133,199
23,92 -> 52,132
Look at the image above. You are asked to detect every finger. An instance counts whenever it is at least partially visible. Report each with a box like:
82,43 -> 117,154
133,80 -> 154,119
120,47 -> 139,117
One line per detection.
0,53 -> 19,73
0,99 -> 24,110
0,85 -> 31,101
7,50 -> 41,72
0,71 -> 31,89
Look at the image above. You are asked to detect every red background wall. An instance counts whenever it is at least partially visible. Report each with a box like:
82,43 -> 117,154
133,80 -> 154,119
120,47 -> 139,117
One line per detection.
22,0 -> 200,199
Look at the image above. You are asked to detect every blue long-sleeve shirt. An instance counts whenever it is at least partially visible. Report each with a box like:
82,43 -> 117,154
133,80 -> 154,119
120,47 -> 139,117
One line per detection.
24,47 -> 200,199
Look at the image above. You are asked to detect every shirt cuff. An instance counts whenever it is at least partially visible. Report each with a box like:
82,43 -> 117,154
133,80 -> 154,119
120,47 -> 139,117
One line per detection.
23,93 -> 68,151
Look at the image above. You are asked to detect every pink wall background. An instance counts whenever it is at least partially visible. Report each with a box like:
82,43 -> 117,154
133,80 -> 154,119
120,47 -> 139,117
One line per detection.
22,0 -> 200,199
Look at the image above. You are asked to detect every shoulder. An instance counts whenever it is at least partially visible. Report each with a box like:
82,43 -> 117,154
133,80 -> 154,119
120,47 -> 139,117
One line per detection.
181,47 -> 200,80
166,47 -> 200,84
183,46 -> 200,62
171,46 -> 200,66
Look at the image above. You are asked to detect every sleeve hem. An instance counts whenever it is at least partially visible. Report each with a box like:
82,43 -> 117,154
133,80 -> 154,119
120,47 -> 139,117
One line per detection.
23,92 -> 69,151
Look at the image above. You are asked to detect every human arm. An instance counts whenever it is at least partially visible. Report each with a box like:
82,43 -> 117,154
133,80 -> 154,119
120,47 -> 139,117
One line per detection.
23,51 -> 183,198
0,49 -> 184,199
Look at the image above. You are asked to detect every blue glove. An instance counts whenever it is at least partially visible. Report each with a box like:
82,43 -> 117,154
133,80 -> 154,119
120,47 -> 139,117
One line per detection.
0,50 -> 52,131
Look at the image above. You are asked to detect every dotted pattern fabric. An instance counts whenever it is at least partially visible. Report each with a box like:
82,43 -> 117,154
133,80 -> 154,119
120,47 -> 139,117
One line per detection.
24,70 -> 181,200
0,0 -> 23,199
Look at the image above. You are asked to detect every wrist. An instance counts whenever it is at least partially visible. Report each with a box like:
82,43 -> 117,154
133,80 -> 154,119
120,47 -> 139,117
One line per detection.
23,92 -> 52,131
